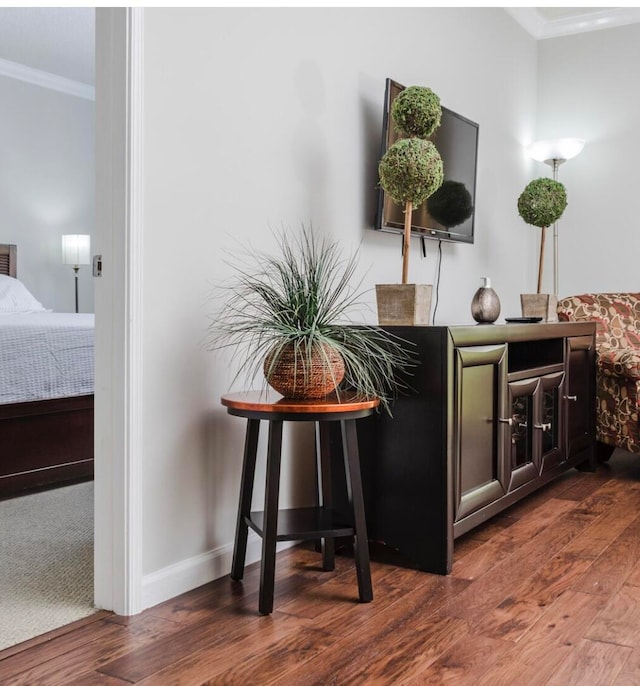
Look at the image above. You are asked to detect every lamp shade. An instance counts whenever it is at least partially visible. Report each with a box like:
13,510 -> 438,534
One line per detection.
527,138 -> 585,164
62,234 -> 91,266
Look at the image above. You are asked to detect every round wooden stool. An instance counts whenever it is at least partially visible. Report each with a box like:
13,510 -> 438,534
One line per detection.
221,390 -> 378,615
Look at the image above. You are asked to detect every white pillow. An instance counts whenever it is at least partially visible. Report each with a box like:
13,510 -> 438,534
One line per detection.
0,275 -> 48,313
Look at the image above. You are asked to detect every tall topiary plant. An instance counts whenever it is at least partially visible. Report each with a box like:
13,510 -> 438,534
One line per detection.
517,177 -> 567,293
378,86 -> 444,284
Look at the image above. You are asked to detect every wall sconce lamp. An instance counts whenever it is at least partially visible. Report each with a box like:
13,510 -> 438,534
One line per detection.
62,234 -> 91,313
526,138 -> 585,296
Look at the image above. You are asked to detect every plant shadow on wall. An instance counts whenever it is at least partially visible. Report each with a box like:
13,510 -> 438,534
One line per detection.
206,226 -> 415,414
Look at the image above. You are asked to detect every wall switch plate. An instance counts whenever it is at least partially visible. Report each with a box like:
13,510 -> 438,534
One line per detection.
92,254 -> 102,277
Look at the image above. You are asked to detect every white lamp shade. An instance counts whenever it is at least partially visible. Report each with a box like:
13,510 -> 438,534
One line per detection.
527,138 -> 585,164
62,234 -> 91,265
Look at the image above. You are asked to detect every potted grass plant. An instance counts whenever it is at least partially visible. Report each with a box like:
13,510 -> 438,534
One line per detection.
376,85 -> 444,326
206,226 -> 413,413
517,177 -> 567,321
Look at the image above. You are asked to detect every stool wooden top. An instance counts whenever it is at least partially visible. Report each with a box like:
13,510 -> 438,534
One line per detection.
221,390 -> 379,420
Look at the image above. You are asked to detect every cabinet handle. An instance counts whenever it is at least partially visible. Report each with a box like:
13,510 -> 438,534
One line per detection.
564,395 -> 578,402
498,417 -> 513,426
534,422 -> 552,432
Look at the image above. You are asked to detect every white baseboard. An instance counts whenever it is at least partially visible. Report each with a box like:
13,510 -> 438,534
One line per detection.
141,534 -> 296,611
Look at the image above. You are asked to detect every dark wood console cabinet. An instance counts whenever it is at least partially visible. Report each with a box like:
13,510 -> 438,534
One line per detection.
353,321 -> 596,575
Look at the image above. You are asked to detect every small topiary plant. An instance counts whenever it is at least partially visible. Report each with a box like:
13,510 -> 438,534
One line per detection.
518,177 -> 567,228
427,180 -> 473,229
517,177 -> 567,293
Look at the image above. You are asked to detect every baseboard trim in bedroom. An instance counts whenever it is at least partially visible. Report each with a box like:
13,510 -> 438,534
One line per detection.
141,534 -> 296,612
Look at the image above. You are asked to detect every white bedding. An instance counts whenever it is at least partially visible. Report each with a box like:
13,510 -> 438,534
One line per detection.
0,312 -> 94,404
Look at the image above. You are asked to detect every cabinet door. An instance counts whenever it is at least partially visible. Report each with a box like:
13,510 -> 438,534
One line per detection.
507,377 -> 541,490
565,335 -> 596,460
507,371 -> 565,489
539,371 -> 565,472
454,344 -> 508,522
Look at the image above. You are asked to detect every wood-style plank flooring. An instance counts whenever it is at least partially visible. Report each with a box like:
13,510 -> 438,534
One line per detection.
3,450 -> 640,684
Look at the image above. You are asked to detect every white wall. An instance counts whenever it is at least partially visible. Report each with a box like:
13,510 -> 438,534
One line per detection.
537,23 -> 640,296
139,7 -> 538,605
0,74 -> 95,312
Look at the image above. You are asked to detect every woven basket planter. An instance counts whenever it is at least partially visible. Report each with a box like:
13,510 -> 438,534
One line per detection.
263,342 -> 345,399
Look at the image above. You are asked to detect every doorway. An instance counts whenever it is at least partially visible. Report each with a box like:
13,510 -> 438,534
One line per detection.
0,6 -> 100,650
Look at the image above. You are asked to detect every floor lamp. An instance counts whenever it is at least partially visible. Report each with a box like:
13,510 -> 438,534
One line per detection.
526,138 -> 585,296
62,234 -> 91,313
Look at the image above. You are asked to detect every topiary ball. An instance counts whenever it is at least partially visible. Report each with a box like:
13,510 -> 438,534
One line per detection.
379,138 -> 444,207
391,86 -> 442,139
427,180 -> 474,228
517,177 -> 568,228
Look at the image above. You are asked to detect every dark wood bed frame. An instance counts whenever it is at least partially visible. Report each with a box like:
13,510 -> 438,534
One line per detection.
0,244 -> 94,498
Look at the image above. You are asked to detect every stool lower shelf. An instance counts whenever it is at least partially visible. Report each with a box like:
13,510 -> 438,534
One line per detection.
247,507 -> 355,541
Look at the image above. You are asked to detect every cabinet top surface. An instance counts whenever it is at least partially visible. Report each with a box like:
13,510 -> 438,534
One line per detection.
386,321 -> 595,345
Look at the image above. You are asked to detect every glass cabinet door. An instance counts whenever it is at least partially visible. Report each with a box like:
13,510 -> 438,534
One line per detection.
507,371 -> 566,490
539,371 -> 565,472
511,393 -> 533,470
507,377 -> 540,490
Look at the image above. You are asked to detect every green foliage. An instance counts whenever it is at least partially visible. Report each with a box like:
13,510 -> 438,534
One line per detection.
207,227 -> 414,413
427,180 -> 474,229
378,138 -> 444,207
391,86 -> 442,139
518,177 -> 568,228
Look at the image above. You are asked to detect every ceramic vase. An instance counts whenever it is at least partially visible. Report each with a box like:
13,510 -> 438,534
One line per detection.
471,277 -> 501,324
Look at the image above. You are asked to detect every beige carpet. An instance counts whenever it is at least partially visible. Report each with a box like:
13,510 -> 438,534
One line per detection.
0,481 -> 96,651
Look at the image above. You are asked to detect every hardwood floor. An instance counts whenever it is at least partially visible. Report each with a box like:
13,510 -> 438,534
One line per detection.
3,450 -> 640,684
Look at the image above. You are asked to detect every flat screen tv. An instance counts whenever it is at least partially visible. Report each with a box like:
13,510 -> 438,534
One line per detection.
374,78 -> 479,244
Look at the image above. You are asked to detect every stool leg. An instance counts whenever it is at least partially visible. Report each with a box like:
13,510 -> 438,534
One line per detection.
316,421 -> 335,571
312,425 -> 321,555
342,418 -> 373,603
231,419 -> 260,581
259,419 -> 283,615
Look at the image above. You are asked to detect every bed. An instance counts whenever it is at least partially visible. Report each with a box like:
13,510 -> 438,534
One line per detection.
0,243 -> 94,498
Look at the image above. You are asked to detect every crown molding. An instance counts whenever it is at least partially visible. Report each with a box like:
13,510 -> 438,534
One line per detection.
504,7 -> 545,39
0,57 -> 95,101
505,7 -> 640,40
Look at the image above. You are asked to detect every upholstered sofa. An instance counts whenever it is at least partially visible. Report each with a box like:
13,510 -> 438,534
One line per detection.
557,293 -> 640,456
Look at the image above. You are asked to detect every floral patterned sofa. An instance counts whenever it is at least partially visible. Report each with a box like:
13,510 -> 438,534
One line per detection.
557,293 -> 640,455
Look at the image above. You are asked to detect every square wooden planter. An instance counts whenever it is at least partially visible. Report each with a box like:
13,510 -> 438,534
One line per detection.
520,293 -> 558,322
376,284 -> 432,326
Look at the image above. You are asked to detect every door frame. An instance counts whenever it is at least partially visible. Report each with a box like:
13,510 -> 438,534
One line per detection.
94,7 -> 144,615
